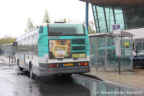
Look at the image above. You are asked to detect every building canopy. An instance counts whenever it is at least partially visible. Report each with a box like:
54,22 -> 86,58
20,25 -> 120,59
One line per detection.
89,31 -> 134,38
81,0 -> 144,6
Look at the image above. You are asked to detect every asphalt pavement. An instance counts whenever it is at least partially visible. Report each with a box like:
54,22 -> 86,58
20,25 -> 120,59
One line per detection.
0,56 -> 144,96
0,63 -> 90,96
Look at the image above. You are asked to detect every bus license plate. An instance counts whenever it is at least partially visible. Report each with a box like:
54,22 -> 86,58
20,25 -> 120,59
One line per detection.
63,63 -> 74,67
72,54 -> 85,58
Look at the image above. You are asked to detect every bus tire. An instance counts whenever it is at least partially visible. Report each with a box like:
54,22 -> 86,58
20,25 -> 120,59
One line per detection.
62,73 -> 72,77
17,59 -> 23,71
29,62 -> 37,80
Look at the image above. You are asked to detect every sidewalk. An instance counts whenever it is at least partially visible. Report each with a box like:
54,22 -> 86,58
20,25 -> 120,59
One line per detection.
86,68 -> 144,89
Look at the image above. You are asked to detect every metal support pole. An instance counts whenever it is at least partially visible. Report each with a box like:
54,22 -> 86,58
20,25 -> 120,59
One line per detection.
112,7 -> 116,24
95,37 -> 98,70
105,36 -> 108,71
85,2 -> 89,30
118,37 -> 122,74
131,37 -> 134,69
118,57 -> 121,74
9,56 -> 10,66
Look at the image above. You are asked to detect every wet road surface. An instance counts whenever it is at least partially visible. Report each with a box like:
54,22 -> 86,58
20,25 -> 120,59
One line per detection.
0,63 -> 144,96
0,64 -> 90,96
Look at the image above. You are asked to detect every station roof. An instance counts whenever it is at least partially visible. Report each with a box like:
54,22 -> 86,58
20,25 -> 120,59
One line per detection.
89,31 -> 134,38
80,0 -> 144,6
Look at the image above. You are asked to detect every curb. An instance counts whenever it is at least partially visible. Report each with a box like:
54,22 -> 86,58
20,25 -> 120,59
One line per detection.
74,73 -> 144,91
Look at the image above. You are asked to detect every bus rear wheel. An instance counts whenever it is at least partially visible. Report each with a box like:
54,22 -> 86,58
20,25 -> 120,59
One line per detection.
29,63 -> 37,80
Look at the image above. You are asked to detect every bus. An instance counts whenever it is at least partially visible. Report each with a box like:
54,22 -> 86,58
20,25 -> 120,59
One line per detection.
15,23 -> 90,78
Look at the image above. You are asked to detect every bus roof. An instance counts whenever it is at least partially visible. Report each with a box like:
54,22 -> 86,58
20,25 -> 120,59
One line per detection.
16,28 -> 39,41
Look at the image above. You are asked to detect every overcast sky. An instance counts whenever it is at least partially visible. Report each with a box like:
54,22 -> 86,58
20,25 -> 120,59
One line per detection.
0,0 -> 93,38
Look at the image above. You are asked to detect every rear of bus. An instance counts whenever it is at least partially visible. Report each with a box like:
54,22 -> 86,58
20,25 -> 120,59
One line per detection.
38,23 -> 90,76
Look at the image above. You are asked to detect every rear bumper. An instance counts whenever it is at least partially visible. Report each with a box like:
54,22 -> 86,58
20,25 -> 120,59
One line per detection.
37,66 -> 90,77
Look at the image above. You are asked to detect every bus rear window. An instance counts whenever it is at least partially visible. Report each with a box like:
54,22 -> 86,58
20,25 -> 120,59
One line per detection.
48,24 -> 85,36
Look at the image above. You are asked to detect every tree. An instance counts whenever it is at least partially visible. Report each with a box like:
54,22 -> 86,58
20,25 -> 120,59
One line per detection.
63,18 -> 67,23
42,10 -> 50,23
83,21 -> 96,34
88,21 -> 96,34
26,18 -> 34,32
0,36 -> 16,45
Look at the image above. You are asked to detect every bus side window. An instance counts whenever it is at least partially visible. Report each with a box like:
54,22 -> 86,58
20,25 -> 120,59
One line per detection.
39,26 -> 43,33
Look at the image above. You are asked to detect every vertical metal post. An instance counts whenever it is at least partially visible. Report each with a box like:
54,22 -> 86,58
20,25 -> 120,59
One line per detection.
131,37 -> 134,69
95,37 -> 98,70
122,7 -> 127,29
118,57 -> 121,74
95,6 -> 101,33
85,2 -> 89,30
105,36 -> 108,71
112,7 -> 116,24
103,7 -> 108,32
92,5 -> 98,32
9,56 -> 10,66
118,36 -> 122,74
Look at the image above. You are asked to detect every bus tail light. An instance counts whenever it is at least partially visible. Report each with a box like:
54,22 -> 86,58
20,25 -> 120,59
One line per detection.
79,62 -> 88,66
48,64 -> 58,68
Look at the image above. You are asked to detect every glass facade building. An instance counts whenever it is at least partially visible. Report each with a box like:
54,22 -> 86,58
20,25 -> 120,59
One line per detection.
88,4 -> 141,70
124,6 -> 144,29
92,5 -> 144,33
81,0 -> 144,70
